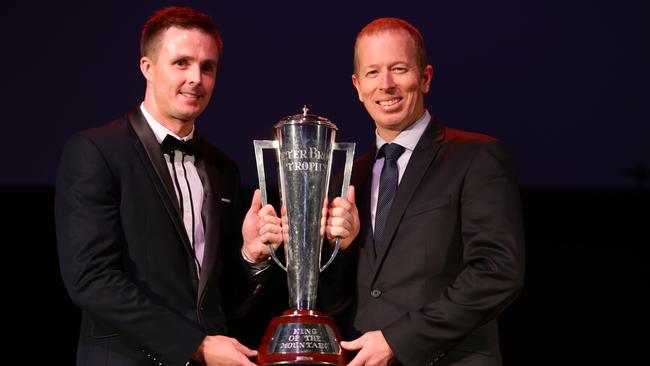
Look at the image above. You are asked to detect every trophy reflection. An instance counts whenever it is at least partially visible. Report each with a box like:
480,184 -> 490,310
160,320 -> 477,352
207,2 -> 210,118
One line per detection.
253,106 -> 355,365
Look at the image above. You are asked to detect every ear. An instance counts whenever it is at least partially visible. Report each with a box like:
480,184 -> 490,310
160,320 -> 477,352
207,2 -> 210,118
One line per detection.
421,64 -> 434,93
140,56 -> 154,82
351,74 -> 363,102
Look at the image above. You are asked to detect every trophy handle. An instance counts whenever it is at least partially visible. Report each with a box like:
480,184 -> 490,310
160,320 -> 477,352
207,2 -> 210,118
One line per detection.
253,140 -> 287,272
320,142 -> 356,272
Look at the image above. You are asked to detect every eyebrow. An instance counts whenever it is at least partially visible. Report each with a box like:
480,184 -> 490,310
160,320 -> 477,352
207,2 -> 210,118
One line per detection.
201,59 -> 218,66
169,55 -> 218,69
362,61 -> 410,70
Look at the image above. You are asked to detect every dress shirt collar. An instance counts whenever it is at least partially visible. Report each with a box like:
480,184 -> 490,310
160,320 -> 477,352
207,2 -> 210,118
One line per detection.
140,103 -> 195,144
375,110 -> 431,157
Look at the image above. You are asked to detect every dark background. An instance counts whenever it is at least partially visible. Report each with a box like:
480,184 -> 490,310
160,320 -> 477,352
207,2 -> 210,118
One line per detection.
2,0 -> 648,364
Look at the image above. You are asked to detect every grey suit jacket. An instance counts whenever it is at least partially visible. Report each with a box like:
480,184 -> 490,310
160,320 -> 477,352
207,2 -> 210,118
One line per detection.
321,116 -> 525,366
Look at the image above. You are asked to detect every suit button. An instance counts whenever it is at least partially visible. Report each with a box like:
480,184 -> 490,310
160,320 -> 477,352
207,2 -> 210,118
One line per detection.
370,289 -> 382,298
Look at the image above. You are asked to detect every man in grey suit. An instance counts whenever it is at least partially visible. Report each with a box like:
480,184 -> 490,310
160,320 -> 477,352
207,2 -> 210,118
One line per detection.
320,17 -> 525,366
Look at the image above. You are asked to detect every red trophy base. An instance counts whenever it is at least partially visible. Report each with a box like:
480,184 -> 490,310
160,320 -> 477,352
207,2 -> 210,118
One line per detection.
256,310 -> 346,365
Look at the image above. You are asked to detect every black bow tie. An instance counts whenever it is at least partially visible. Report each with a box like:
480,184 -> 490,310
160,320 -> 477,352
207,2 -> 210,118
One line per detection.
161,135 -> 201,157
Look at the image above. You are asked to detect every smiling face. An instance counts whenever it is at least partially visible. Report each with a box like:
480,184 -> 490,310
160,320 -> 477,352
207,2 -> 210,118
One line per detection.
352,29 -> 433,141
140,26 -> 219,136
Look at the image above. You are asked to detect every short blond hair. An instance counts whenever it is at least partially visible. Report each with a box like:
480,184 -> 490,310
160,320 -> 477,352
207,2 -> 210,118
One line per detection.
353,17 -> 428,75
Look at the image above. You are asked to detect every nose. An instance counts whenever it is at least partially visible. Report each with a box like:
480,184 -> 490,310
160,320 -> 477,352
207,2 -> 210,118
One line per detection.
379,70 -> 395,91
188,64 -> 201,85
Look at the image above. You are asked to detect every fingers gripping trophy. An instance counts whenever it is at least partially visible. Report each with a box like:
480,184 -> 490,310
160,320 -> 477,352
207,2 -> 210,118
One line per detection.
253,106 -> 355,365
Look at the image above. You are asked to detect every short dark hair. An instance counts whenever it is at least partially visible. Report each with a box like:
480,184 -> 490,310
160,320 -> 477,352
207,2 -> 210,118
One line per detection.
140,6 -> 223,59
353,17 -> 428,75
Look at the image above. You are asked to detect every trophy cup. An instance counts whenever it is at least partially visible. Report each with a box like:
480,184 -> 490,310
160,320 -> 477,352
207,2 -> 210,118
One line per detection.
253,106 -> 355,365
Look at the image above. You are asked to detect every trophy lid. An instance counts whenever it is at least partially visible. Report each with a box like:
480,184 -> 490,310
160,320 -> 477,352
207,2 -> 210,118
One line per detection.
274,105 -> 338,130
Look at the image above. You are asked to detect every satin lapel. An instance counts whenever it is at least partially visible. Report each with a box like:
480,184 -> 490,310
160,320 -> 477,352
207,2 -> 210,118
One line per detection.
128,109 -> 183,218
128,110 -> 197,282
196,147 -> 222,297
373,119 -> 445,277
353,150 -> 378,274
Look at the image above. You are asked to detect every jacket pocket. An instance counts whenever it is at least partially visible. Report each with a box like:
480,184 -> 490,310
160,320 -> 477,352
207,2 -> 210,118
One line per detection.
402,194 -> 450,220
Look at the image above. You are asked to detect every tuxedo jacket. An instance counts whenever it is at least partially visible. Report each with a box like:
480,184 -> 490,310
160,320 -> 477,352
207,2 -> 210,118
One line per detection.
321,117 -> 525,366
55,108 -> 253,366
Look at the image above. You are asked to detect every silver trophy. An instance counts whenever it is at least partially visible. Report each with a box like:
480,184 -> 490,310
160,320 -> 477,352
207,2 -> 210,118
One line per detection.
254,106 -> 354,365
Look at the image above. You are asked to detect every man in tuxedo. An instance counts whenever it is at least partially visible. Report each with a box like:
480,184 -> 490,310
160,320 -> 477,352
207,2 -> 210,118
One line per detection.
55,7 -> 271,366
320,18 -> 526,366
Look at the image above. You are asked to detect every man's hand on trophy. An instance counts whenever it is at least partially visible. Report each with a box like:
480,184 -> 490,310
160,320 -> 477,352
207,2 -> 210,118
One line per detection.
341,330 -> 394,366
324,185 -> 360,250
242,189 -> 283,263
193,335 -> 257,366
